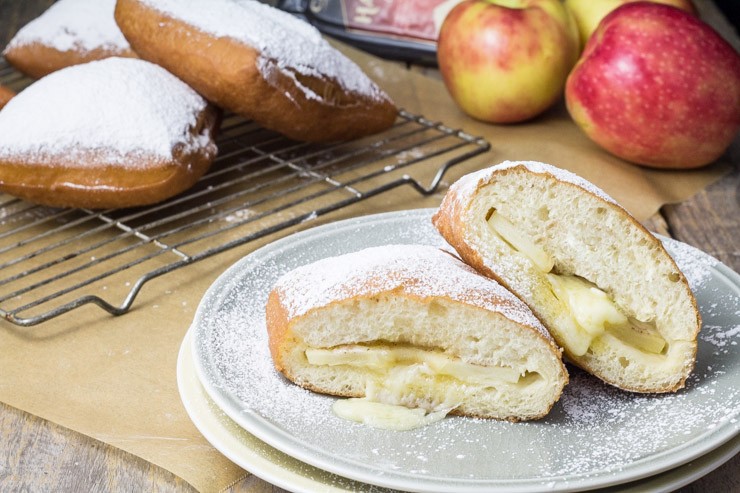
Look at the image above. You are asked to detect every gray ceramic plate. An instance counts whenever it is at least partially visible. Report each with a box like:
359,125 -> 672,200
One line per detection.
190,209 -> 740,492
178,329 -> 739,493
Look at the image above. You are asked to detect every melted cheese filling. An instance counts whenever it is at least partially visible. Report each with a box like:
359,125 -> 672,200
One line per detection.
332,398 -> 449,431
547,274 -> 666,356
306,345 -> 521,384
487,210 -> 668,357
306,345 -> 535,430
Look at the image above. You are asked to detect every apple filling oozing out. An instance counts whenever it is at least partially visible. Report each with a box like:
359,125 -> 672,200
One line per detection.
305,344 -> 543,429
485,207 -> 669,359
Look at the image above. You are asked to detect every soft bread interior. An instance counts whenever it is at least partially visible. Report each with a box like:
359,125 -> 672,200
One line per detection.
453,166 -> 699,392
271,293 -> 567,422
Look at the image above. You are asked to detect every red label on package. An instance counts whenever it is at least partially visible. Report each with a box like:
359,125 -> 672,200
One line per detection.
342,0 -> 460,41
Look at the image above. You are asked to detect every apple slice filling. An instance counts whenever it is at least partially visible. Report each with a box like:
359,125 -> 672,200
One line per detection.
547,274 -> 666,356
486,208 -> 554,272
486,208 -> 668,357
306,345 -> 526,387
332,398 -> 449,431
305,344 -> 536,430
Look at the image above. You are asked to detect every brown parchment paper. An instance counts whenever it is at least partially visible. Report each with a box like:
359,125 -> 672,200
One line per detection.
0,11 -> 737,493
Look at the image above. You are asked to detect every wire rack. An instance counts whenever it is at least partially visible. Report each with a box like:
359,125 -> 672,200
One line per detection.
0,63 -> 490,327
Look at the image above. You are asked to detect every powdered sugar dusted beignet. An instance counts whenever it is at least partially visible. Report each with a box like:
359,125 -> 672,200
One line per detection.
0,85 -> 14,109
115,0 -> 397,142
433,161 -> 700,393
0,57 -> 219,209
267,244 -> 568,423
3,0 -> 137,78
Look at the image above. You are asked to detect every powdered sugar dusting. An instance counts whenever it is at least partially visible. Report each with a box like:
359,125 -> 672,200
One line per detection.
274,244 -> 546,336
663,237 -> 718,292
664,238 -> 740,360
452,161 -> 620,210
140,0 -> 389,102
3,0 -> 130,53
702,324 -> 740,350
0,57 -> 214,167
192,210 -> 739,490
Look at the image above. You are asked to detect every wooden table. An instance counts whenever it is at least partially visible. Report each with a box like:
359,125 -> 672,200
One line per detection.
0,1 -> 737,491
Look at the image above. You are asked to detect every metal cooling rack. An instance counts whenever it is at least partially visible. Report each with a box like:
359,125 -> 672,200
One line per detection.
0,64 -> 490,326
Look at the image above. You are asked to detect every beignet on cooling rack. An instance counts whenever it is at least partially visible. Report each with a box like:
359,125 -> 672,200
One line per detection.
2,0 -> 137,79
0,57 -> 219,209
115,0 -> 397,143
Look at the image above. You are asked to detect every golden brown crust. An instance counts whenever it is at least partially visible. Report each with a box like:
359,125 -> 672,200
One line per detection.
0,85 -> 15,109
265,288 -> 292,377
433,164 -> 701,393
266,289 -> 366,400
4,42 -> 137,79
114,0 -> 397,143
0,106 -> 220,208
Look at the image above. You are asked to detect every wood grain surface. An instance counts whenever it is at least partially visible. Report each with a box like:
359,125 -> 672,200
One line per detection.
0,1 -> 737,492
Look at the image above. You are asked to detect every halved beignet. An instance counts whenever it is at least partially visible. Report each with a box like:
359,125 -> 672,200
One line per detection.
0,57 -> 219,209
115,0 -> 397,142
433,161 -> 700,393
267,244 -> 568,422
3,0 -> 137,78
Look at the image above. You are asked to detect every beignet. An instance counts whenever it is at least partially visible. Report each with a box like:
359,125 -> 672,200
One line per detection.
267,244 -> 568,423
3,0 -> 137,78
0,57 -> 219,209
433,161 -> 700,393
115,0 -> 397,142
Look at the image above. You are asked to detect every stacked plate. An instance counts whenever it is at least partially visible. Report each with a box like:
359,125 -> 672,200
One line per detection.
178,209 -> 740,493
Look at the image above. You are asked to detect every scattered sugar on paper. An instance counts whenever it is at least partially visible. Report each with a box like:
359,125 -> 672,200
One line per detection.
223,208 -> 257,223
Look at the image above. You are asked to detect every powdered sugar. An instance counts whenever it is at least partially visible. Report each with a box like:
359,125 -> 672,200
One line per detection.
3,0 -> 130,54
702,324 -> 740,350
191,209 -> 739,490
139,0 -> 388,102
274,244 -> 547,337
663,237 -> 718,292
666,238 -> 740,358
452,161 -> 620,210
0,57 -> 214,167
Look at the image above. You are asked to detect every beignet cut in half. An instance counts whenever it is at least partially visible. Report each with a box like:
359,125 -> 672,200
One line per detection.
3,0 -> 137,78
433,161 -> 701,393
115,0 -> 397,143
0,57 -> 219,209
267,244 -> 568,424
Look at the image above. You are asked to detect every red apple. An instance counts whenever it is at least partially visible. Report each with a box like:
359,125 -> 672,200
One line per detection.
565,2 -> 740,168
565,0 -> 695,47
437,0 -> 579,123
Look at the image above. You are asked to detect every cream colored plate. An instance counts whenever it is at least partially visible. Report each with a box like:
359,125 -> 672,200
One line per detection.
188,209 -> 740,492
177,329 -> 396,492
